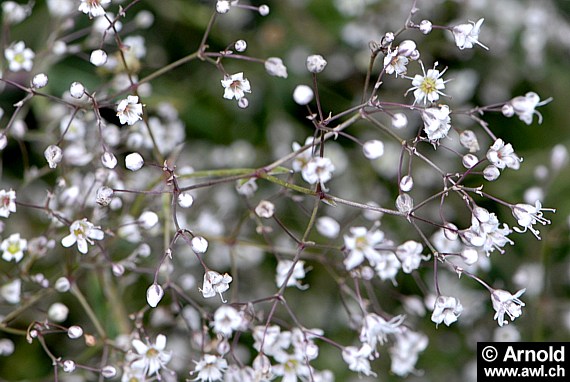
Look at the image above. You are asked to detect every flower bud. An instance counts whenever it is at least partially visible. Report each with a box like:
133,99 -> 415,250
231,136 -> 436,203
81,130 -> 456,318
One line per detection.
67,325 -> 83,339
178,192 -> 194,208
461,248 -> 478,265
459,130 -> 480,153
125,152 -> 144,171
90,49 -> 108,66
502,103 -> 514,117
419,20 -> 432,34
234,39 -> 247,52
55,277 -> 71,292
255,200 -> 275,218
32,73 -> 48,88
462,154 -> 479,168
362,140 -> 384,159
62,360 -> 76,373
293,85 -> 314,105
483,165 -> 500,181
306,54 -> 327,73
399,175 -> 414,192
101,151 -> 117,169
396,193 -> 413,213
139,211 -> 159,229
391,113 -> 408,129
316,216 -> 340,238
191,236 -> 208,254
69,82 -> 85,98
48,302 -> 69,322
258,5 -> 270,16
146,283 -> 164,308
398,40 -> 417,57
101,366 -> 117,379
216,0 -> 230,14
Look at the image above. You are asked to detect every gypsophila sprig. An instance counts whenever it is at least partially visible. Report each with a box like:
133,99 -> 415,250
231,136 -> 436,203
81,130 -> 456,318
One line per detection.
61,219 -> 104,254
116,96 -> 143,125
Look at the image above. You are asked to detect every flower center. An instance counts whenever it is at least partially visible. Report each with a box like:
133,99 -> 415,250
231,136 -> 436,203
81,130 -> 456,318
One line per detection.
146,347 -> 158,358
420,77 -> 437,95
8,242 -> 20,254
14,53 -> 25,64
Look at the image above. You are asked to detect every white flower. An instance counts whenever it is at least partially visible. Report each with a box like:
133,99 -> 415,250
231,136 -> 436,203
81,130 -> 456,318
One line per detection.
342,344 -> 377,377
399,175 -> 413,192
343,226 -> 385,270
234,39 -> 247,52
483,165 -> 500,181
419,19 -> 432,34
389,329 -> 428,377
125,152 -> 144,171
212,305 -> 243,337
0,189 -> 16,218
130,334 -> 172,376
139,211 -> 158,229
275,259 -> 308,289
1,233 -> 27,263
62,360 -> 76,373
508,92 -> 552,125
216,0 -> 231,14
146,284 -> 164,308
32,73 -> 48,88
1,279 -> 21,304
236,178 -> 257,197
44,145 -> 63,169
4,41 -> 34,72
396,193 -> 413,214
252,325 -> 290,360
78,0 -> 111,18
265,57 -> 288,78
511,200 -> 555,239
96,186 -> 114,206
221,72 -> 251,100
101,151 -> 117,169
254,200 -> 275,218
391,113 -> 408,129
178,192 -> 194,208
359,313 -> 405,350
61,218 -> 104,254
491,288 -> 526,326
383,49 -> 409,77
69,82 -> 85,99
316,216 -> 340,238
406,61 -> 448,105
362,140 -> 384,159
293,85 -> 314,105
374,251 -> 401,284
306,54 -> 327,73
191,236 -> 208,254
101,365 -> 117,379
2,1 -> 33,24
258,4 -> 270,16
463,207 -> 513,255
486,139 -> 522,170
116,96 -> 143,125
422,104 -> 451,141
396,240 -> 426,273
301,156 -> 335,190
431,296 -> 463,327
89,49 -> 108,66
48,302 -> 69,322
459,129 -> 480,153
191,354 -> 228,382
67,325 -> 83,339
452,18 -> 488,50
200,270 -> 232,303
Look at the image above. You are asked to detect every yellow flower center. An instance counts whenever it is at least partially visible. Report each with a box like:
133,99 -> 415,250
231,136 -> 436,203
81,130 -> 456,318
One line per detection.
420,77 -> 437,95
8,242 -> 20,254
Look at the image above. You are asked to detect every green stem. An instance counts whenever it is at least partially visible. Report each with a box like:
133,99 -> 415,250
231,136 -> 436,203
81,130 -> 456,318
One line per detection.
71,284 -> 106,339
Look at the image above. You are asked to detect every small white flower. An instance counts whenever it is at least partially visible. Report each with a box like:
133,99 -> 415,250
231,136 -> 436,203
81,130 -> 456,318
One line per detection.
265,57 -> 288,78
398,40 -> 417,57
32,73 -> 48,88
101,151 -> 117,169
62,360 -> 76,373
55,277 -> 71,292
200,270 -> 232,302
399,175 -> 414,192
69,82 -> 85,99
452,18 -> 488,50
234,39 -> 247,52
507,92 -> 552,125
396,193 -> 413,214
216,0 -> 231,14
383,49 -> 409,77
511,200 -> 555,239
0,338 -> 15,356
178,192 -> 194,208
96,186 -> 114,206
275,259 -> 308,289
422,105 -> 451,141
89,49 -> 108,66
343,226 -> 385,270
254,200 -> 275,218
191,236 -> 208,254
125,152 -> 144,171
463,208 -> 513,255
78,0 -> 110,18
391,113 -> 408,129
146,284 -> 164,308
459,130 -> 480,153
130,334 -> 172,376
236,178 -> 258,197
359,313 -> 405,349
191,354 -> 228,382
4,41 -> 34,72
483,165 -> 500,181
1,233 -> 27,262
486,139 -> 522,170
2,1 -> 33,24
221,72 -> 251,100
139,211 -> 159,229
306,54 -> 327,73
462,153 -> 479,168
48,302 -> 69,322
396,240 -> 426,273
431,296 -> 463,327
258,4 -> 270,16
1,279 -> 21,304
316,216 -> 340,238
44,145 -> 63,169
362,140 -> 384,159
406,61 -> 448,105
61,218 -> 104,254
293,85 -> 314,105
342,344 -> 377,377
67,325 -> 83,339
419,19 -> 433,34
301,156 -> 335,190
491,288 -> 526,326
212,305 -> 243,337
116,95 -> 143,125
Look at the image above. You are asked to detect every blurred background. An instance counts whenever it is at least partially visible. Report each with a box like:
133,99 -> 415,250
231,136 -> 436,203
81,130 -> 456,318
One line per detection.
1,0 -> 570,381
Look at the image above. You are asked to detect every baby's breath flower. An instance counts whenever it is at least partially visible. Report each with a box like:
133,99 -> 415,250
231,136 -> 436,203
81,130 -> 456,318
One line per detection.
69,82 -> 85,99
130,334 -> 172,377
146,283 -> 164,308
302,156 -> 335,191
275,259 -> 308,289
44,145 -> 63,169
221,72 -> 251,100
78,0 -> 110,18
4,41 -> 34,72
178,192 -> 194,208
486,139 -> 522,170
216,0 -> 231,14
116,96 -> 143,125
191,354 -> 228,381
507,91 -> 552,125
254,200 -> 275,218
96,186 -> 114,206
89,49 -> 108,66
362,140 -> 384,159
234,39 -> 247,52
452,18 -> 488,50
61,218 -> 104,254
293,85 -> 314,105
391,113 -> 408,129
419,19 -> 432,34
258,5 -> 270,16
431,296 -> 463,327
67,325 -> 83,339
125,152 -> 144,171
1,233 -> 27,262
200,270 -> 232,303
491,288 -> 526,326
191,236 -> 208,254
32,73 -> 48,88
511,200 -> 555,239
406,61 -> 449,105
316,216 -> 340,238
265,57 -> 288,78
306,54 -> 327,73
422,105 -> 451,142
